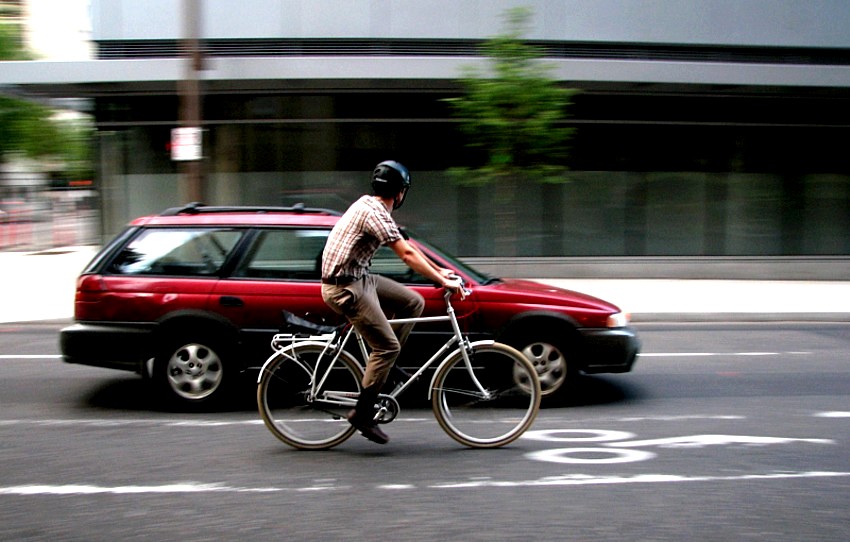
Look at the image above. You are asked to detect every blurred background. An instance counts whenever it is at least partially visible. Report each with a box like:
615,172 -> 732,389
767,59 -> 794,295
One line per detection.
1,0 -> 848,279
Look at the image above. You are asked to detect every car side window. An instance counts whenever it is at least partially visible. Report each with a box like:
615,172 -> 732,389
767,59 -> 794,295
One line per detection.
108,228 -> 242,276
234,228 -> 329,280
371,246 -> 431,285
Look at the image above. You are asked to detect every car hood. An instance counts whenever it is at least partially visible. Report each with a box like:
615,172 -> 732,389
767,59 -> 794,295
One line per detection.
473,278 -> 622,327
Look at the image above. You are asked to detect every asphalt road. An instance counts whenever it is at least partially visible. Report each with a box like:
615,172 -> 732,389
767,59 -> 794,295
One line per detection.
1,322 -> 848,541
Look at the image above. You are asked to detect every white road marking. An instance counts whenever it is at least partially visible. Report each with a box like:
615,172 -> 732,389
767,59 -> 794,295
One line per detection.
430,471 -> 850,489
0,483 -> 284,495
815,411 -> 850,418
638,351 -> 811,357
0,410 -> 839,429
0,355 -> 62,360
606,435 -> 835,448
522,429 -> 635,443
526,447 -> 656,464
2,471 -> 848,496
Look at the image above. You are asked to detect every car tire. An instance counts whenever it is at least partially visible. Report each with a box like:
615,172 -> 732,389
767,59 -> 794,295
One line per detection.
514,338 -> 570,398
153,333 -> 230,408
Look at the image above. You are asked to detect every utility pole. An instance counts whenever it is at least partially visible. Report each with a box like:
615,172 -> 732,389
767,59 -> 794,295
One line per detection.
176,0 -> 204,203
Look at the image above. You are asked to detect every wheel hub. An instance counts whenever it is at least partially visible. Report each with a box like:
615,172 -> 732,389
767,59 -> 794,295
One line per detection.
518,341 -> 567,396
166,343 -> 223,400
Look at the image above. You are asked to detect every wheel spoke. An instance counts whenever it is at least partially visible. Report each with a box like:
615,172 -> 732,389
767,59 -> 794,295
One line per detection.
258,345 -> 362,450
432,344 -> 540,448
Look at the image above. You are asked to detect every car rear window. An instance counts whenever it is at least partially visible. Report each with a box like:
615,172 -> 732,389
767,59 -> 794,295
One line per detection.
107,228 -> 243,276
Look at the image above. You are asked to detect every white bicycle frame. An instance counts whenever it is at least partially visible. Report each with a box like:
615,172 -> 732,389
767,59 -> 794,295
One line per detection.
258,288 -> 493,404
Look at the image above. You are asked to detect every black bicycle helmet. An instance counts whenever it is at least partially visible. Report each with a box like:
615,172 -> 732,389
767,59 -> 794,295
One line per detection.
371,160 -> 411,209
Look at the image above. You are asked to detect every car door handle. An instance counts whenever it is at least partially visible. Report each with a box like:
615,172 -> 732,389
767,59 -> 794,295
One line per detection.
219,296 -> 244,307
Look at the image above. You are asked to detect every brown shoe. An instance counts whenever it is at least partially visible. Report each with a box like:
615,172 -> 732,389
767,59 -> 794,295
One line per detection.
347,409 -> 390,445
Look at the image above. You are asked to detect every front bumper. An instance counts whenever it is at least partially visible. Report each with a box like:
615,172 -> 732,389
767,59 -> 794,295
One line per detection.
60,322 -> 157,373
576,325 -> 641,374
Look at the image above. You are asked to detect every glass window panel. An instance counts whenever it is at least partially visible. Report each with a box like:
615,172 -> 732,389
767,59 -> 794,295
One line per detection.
235,229 -> 329,280
109,228 -> 242,276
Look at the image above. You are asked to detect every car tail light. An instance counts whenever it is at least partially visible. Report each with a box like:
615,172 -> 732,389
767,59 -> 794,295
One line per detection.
77,274 -> 106,294
606,312 -> 629,328
74,275 -> 108,321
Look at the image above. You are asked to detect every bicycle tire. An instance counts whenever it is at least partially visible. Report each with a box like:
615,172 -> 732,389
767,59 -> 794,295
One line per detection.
431,342 -> 541,448
257,343 -> 363,450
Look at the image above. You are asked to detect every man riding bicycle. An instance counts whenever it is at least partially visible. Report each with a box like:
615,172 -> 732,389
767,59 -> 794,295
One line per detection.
321,160 -> 459,444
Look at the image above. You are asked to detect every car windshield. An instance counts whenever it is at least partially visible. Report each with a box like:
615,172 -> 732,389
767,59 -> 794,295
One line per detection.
405,229 -> 500,286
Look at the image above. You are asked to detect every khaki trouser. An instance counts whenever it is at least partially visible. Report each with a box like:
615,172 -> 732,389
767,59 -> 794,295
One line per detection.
322,274 -> 425,389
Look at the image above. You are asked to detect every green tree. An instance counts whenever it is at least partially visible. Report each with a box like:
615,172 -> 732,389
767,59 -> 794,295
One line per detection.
445,7 -> 576,256
0,24 -> 93,181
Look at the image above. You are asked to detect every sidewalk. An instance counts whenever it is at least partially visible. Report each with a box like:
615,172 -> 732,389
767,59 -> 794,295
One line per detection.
1,246 -> 848,324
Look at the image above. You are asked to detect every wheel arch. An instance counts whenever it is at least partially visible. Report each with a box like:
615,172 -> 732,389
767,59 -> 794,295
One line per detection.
150,310 -> 242,407
496,311 -> 586,397
497,310 -> 583,349
151,310 -> 242,371
153,310 -> 240,345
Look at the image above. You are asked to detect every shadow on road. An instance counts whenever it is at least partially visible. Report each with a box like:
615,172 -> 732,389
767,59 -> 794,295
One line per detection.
541,374 -> 643,408
79,373 -> 642,413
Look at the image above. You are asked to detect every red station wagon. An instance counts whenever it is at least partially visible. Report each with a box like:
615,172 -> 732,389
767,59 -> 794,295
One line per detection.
60,204 -> 640,407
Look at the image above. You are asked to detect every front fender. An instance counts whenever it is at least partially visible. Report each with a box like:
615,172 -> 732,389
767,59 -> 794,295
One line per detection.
427,339 -> 496,400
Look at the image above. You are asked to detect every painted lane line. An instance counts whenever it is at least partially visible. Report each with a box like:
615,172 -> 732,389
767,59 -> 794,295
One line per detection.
605,435 -> 835,448
3,472 -> 848,496
638,351 -> 811,358
614,415 -> 745,422
0,410 -> 838,429
0,483 -> 284,495
815,411 -> 850,418
0,355 -> 62,360
430,471 -> 850,489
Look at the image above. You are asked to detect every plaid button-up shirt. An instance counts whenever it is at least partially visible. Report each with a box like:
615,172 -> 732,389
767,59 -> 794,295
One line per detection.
321,195 -> 403,280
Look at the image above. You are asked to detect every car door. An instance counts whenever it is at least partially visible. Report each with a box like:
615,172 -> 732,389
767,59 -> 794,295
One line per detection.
98,227 -> 242,322
211,227 -> 335,360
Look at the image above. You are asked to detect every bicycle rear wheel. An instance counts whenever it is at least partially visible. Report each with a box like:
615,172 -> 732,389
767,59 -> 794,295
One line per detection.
257,343 -> 363,450
432,342 -> 541,448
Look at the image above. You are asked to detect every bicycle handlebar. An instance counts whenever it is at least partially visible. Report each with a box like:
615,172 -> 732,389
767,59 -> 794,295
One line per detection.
444,274 -> 471,301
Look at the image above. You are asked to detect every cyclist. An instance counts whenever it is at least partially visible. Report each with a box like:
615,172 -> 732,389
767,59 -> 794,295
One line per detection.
321,160 -> 459,444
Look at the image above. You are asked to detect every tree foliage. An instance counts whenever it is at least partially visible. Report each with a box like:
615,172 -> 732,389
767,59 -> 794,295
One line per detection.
445,7 -> 576,187
444,8 -> 576,256
0,24 -> 93,180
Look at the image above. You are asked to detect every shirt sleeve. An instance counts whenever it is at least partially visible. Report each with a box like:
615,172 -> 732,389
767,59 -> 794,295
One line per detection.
365,205 -> 402,245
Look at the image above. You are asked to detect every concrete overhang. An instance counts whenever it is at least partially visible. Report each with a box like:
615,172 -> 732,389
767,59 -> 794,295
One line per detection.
2,56 -> 850,98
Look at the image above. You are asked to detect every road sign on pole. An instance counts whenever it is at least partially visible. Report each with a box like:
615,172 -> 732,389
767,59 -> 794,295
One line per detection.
171,127 -> 202,161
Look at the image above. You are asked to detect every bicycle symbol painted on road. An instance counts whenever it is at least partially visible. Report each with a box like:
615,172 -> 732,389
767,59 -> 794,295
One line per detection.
521,429 -> 834,465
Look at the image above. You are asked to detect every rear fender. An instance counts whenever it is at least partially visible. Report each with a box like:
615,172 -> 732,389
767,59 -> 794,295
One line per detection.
257,340 -> 352,384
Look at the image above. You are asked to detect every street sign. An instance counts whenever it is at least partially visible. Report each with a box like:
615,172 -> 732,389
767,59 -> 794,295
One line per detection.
171,127 -> 202,161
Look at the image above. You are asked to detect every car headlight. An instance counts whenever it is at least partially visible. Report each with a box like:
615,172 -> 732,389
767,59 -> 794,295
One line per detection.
606,312 -> 629,328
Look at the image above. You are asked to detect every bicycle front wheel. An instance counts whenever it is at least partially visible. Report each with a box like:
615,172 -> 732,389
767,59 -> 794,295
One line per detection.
432,342 -> 541,448
257,343 -> 363,450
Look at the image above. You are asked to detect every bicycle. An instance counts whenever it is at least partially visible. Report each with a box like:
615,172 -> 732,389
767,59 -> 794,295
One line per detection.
257,280 -> 541,450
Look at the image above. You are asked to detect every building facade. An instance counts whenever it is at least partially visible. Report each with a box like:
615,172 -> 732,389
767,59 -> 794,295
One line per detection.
2,0 -> 849,277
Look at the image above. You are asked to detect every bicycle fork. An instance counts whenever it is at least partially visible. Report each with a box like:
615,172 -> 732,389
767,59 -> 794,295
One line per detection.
446,298 -> 492,401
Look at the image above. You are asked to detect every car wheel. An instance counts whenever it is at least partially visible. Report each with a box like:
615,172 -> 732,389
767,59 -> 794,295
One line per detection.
516,340 -> 568,397
154,335 -> 228,406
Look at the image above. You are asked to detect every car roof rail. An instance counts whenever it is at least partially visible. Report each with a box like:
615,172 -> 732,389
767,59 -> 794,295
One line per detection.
159,202 -> 342,217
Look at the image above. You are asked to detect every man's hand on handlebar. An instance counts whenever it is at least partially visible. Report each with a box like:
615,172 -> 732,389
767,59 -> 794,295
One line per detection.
441,271 -> 470,300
